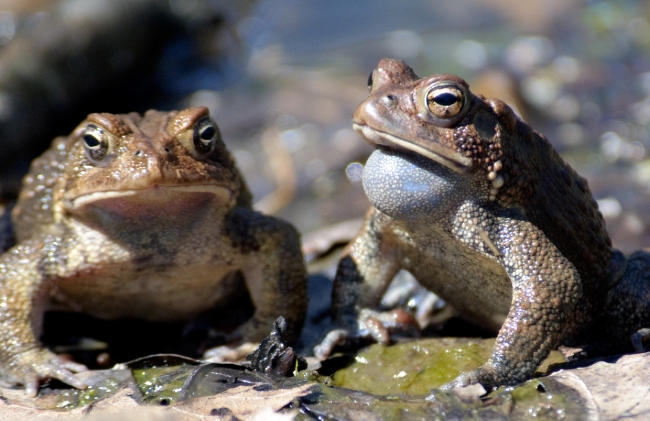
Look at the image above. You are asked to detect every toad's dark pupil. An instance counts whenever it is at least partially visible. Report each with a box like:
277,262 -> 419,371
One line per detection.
83,134 -> 101,148
367,71 -> 374,88
200,126 -> 216,141
434,92 -> 459,106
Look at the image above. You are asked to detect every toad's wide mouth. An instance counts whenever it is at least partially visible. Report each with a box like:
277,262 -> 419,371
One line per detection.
63,184 -> 233,216
353,123 -> 472,173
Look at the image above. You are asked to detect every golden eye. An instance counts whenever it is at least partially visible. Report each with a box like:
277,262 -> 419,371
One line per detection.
193,117 -> 220,155
82,124 -> 109,163
425,85 -> 465,119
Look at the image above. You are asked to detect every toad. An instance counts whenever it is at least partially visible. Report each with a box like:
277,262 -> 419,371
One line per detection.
315,58 -> 650,391
0,107 -> 307,396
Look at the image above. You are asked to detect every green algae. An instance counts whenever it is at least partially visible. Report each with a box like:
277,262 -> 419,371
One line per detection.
331,337 -> 494,395
330,337 -> 568,397
489,378 -> 588,420
55,376 -> 124,409
294,384 -> 513,421
295,374 -> 588,421
24,339 -> 579,420
132,365 -> 196,405
323,336 -> 588,420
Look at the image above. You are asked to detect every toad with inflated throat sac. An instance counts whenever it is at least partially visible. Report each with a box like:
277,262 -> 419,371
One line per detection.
315,58 -> 650,391
0,107 -> 308,396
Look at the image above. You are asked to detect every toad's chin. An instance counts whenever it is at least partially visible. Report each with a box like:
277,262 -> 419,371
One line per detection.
361,149 -> 469,223
63,184 -> 233,220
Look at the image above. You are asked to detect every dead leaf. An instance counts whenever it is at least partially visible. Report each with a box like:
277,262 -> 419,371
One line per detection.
169,383 -> 313,420
551,352 -> 650,421
0,386 -> 146,421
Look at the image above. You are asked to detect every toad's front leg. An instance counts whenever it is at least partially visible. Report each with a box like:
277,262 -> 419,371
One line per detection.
314,209 -> 404,359
230,209 -> 309,345
443,221 -> 584,391
0,238 -> 88,396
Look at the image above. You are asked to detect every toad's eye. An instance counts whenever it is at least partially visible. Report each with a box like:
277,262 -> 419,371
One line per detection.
425,85 -> 465,119
193,117 -> 220,155
367,70 -> 374,91
82,124 -> 109,163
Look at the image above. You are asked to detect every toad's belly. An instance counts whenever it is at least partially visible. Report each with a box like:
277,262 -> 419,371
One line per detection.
404,235 -> 512,332
50,265 -> 241,322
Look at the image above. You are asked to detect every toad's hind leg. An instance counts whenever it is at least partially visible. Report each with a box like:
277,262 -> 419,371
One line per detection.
599,249 -> 650,354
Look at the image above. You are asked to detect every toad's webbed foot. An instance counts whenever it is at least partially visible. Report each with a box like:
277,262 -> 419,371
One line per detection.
6,348 -> 88,397
440,358 -> 539,394
314,308 -> 419,360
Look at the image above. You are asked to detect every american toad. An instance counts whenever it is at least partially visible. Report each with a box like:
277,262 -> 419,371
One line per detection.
315,58 -> 650,391
0,107 -> 307,396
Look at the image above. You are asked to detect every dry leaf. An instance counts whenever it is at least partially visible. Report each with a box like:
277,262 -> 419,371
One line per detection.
551,352 -> 650,421
169,383 -> 313,420
0,386 -> 145,421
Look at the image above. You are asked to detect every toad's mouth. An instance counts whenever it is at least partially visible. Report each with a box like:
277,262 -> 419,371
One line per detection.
353,123 -> 472,173
63,184 -> 233,218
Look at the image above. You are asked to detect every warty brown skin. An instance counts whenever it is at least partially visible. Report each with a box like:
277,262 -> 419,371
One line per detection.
315,58 -> 650,391
0,107 -> 308,396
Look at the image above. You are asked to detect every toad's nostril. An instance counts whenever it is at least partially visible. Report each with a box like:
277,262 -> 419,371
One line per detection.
384,94 -> 398,106
163,147 -> 171,154
134,150 -> 142,156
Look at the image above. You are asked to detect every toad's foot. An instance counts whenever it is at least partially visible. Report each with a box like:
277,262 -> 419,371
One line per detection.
440,362 -> 530,393
314,308 -> 419,360
7,348 -> 88,397
439,363 -> 508,393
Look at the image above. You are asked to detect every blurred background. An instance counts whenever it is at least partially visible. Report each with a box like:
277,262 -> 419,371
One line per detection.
0,0 -> 649,253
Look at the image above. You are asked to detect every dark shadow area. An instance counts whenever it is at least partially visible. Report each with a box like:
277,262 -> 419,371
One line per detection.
40,286 -> 255,370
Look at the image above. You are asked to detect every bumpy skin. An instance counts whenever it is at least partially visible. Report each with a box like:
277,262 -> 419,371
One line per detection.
0,107 -> 307,396
317,58 -> 650,391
